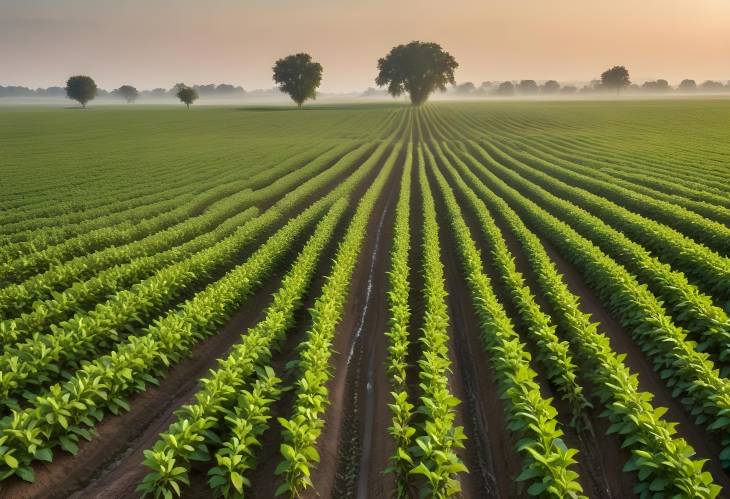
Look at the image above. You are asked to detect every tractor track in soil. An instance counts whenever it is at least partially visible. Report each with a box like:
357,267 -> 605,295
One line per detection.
314,153 -> 400,499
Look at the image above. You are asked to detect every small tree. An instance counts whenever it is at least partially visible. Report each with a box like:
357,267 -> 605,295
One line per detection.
176,85 -> 199,109
495,81 -> 515,96
65,75 -> 97,108
600,66 -> 631,95
517,80 -> 539,95
700,80 -> 724,92
116,85 -> 139,103
272,53 -> 323,108
540,80 -> 561,94
560,85 -> 578,94
678,79 -> 697,92
376,41 -> 458,106
453,82 -> 476,95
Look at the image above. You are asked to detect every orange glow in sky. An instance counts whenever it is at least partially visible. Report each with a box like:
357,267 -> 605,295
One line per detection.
1,0 -> 728,91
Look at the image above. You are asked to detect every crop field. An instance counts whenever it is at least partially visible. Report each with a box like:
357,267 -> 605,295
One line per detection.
0,100 -> 729,498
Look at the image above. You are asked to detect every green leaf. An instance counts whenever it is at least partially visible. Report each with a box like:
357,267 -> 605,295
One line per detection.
231,471 -> 244,493
16,466 -> 35,483
4,454 -> 19,469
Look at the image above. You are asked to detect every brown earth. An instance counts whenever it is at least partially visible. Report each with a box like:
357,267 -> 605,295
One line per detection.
311,151 -> 400,499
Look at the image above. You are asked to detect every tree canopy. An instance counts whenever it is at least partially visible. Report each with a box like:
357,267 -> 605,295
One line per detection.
678,79 -> 697,92
541,80 -> 561,94
517,80 -> 539,94
176,85 -> 199,109
600,66 -> 631,94
65,75 -> 97,108
272,53 -> 323,108
375,41 -> 458,106
116,85 -> 139,103
495,81 -> 515,96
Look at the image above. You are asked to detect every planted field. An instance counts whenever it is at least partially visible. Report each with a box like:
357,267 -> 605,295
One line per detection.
0,100 -> 729,498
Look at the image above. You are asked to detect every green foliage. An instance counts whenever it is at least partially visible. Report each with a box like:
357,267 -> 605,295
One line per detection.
376,41 -> 458,106
176,85 -> 199,108
600,66 -> 631,94
65,75 -> 97,108
272,53 -> 323,108
276,142 -> 403,497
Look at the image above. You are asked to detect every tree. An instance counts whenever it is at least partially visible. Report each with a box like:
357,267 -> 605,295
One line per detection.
453,82 -> 476,95
540,80 -> 561,94
517,80 -> 539,95
495,81 -> 515,96
272,53 -> 323,108
700,80 -> 724,92
65,75 -> 97,108
116,85 -> 139,103
376,41 -> 458,106
678,79 -> 697,92
560,85 -> 578,94
176,85 -> 199,109
600,66 -> 631,95
642,79 -> 670,92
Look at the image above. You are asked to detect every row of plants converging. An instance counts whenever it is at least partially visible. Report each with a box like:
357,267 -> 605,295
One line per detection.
445,138 -> 730,470
274,141 -> 402,497
469,140 -> 730,302
0,140 -> 361,321
400,145 -> 467,497
450,139 -> 730,374
138,195 -> 350,498
0,142 -> 386,412
425,140 -> 586,498
136,135 -> 398,499
0,169 -> 353,483
427,141 -> 591,426
0,131 -> 398,483
431,131 -> 723,498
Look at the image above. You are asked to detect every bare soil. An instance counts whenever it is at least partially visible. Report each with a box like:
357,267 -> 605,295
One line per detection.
313,153 -> 400,499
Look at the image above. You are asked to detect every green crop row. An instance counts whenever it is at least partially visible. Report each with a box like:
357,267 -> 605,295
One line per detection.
451,142 -> 730,469
407,144 -> 467,497
0,140 -> 359,327
138,196 -> 349,498
469,140 -> 730,302
437,130 -> 723,498
429,141 -> 591,426
428,141 -> 585,498
384,142 -> 415,498
275,141 -> 402,497
0,169 -> 355,483
442,140 -> 730,374
0,142 -> 386,412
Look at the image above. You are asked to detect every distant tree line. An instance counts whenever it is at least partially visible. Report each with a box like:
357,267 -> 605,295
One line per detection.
447,76 -> 730,98
0,82 -> 246,99
4,48 -> 729,109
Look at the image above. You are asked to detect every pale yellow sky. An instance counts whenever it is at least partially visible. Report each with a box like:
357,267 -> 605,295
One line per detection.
1,0 -> 728,91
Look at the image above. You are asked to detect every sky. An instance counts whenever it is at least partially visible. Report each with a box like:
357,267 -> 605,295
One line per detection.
1,0 -> 729,92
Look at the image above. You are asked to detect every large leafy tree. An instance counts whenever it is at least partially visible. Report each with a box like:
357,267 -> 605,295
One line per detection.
65,75 -> 97,108
176,85 -> 199,109
376,41 -> 458,106
116,85 -> 139,103
600,66 -> 631,95
272,53 -> 323,108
